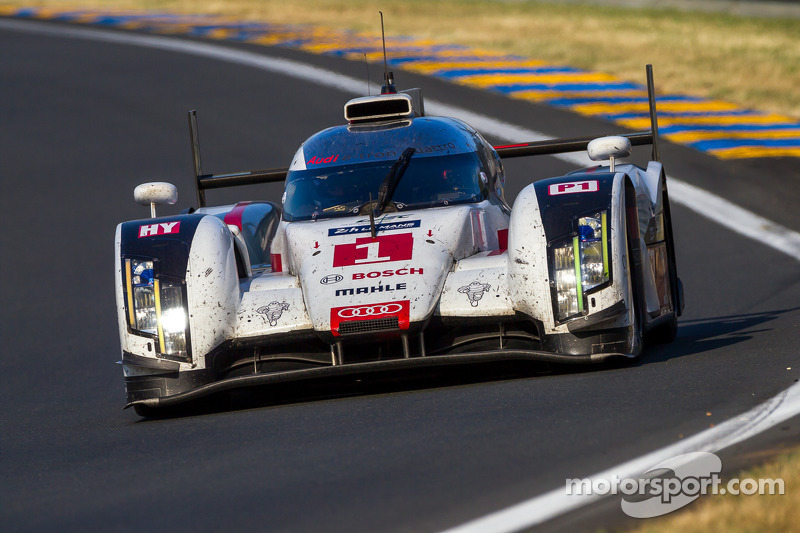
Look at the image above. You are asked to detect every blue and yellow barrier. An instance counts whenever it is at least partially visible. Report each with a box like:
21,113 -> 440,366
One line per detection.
2,6 -> 798,159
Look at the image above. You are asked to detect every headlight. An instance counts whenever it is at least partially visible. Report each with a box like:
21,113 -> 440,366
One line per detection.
551,211 -> 610,322
553,239 -> 582,320
124,258 -> 190,362
156,280 -> 189,359
577,211 -> 609,291
128,259 -> 156,332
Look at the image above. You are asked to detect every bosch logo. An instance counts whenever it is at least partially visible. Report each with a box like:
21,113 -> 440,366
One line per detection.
320,274 -> 343,285
337,303 -> 404,318
353,268 -> 423,279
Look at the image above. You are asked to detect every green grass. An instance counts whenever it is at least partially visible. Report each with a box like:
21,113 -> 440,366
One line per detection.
629,448 -> 798,532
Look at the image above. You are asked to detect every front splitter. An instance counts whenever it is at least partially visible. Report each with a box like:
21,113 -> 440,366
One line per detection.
126,349 -> 626,411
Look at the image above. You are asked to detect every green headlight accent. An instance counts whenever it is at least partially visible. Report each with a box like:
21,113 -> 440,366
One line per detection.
601,211 -> 609,278
573,236 -> 584,312
154,278 -> 166,354
124,259 -> 135,328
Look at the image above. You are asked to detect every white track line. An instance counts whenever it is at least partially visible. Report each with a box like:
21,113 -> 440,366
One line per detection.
3,17 -> 800,531
431,103 -> 800,262
441,380 -> 800,532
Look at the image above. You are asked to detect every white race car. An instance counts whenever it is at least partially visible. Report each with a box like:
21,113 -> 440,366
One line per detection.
116,68 -> 682,416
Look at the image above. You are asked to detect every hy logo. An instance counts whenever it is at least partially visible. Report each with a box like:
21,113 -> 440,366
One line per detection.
138,221 -> 180,238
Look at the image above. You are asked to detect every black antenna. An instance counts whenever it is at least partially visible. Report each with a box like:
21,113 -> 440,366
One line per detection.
188,110 -> 206,208
646,64 -> 660,162
365,53 -> 370,96
379,11 -> 395,94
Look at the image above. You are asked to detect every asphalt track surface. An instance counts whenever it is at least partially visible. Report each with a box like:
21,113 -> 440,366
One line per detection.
2,19 -> 800,533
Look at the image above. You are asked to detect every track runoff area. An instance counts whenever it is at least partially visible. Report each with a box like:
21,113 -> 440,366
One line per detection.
1,14 -> 799,532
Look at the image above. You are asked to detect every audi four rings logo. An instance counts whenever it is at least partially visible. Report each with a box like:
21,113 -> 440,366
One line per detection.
337,303 -> 404,318
320,274 -> 343,285
330,300 -> 410,336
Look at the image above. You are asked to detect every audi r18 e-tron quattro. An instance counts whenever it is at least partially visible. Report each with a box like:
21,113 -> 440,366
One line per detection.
116,67 -> 682,416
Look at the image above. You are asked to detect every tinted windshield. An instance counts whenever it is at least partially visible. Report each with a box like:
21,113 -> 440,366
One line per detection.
283,151 -> 488,221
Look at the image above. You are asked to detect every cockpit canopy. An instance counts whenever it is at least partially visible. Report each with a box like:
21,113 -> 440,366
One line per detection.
282,116 -> 505,222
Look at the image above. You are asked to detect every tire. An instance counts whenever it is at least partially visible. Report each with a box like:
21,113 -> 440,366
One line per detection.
646,179 -> 681,345
624,206 -> 644,359
625,269 -> 643,358
646,276 -> 681,344
647,316 -> 678,344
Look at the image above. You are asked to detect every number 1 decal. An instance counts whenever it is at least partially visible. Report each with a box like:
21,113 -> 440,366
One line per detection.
332,233 -> 413,267
353,240 -> 391,264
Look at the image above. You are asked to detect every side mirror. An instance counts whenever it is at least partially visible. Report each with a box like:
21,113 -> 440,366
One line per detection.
134,182 -> 178,218
587,136 -> 632,172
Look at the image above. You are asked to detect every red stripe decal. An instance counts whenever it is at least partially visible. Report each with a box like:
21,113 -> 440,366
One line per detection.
270,253 -> 283,273
493,143 -> 529,149
488,228 -> 509,256
497,228 -> 508,250
223,201 -> 251,231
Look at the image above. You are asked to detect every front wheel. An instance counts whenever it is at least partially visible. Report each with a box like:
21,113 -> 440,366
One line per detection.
645,277 -> 681,344
624,202 -> 643,358
646,179 -> 682,345
625,266 -> 643,358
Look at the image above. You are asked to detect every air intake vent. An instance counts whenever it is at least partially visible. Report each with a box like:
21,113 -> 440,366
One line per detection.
344,94 -> 414,123
338,316 -> 400,335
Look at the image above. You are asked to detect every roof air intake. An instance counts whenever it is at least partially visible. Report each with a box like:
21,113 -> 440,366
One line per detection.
344,93 -> 414,124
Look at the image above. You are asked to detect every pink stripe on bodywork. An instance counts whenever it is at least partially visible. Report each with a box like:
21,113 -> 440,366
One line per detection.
488,228 -> 509,256
270,253 -> 283,273
223,201 -> 251,231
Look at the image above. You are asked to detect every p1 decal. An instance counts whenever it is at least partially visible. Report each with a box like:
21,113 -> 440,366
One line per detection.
332,233 -> 413,267
330,300 -> 410,336
138,221 -> 180,238
548,180 -> 599,196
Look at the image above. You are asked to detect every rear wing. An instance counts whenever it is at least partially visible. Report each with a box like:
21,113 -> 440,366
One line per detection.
191,65 -> 661,208
188,110 -> 287,208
